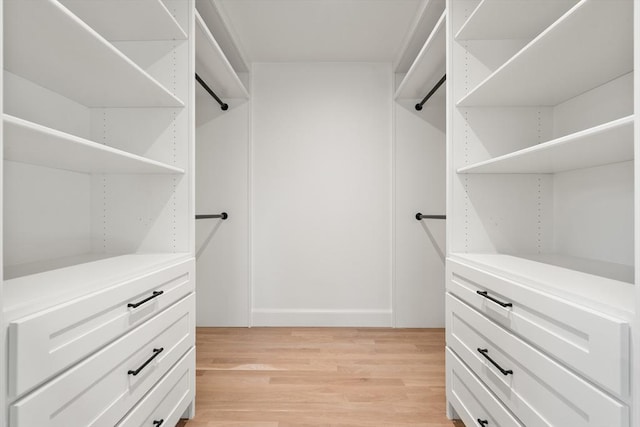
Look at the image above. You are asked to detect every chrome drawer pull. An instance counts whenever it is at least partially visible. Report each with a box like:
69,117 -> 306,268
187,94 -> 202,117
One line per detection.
476,290 -> 512,308
128,348 -> 164,376
127,291 -> 164,309
477,419 -> 489,426
152,420 -> 164,426
477,348 -> 513,376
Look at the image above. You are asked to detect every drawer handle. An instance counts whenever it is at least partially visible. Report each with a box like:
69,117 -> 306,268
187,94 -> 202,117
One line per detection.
476,290 -> 512,308
127,290 -> 164,309
152,420 -> 164,426
477,419 -> 489,426
477,348 -> 513,376
128,347 -> 164,376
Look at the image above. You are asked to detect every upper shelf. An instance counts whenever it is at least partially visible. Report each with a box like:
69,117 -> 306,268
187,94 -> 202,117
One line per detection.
394,0 -> 446,74
4,114 -> 185,175
395,11 -> 446,100
458,116 -> 634,174
455,0 -> 578,41
457,0 -> 633,107
59,0 -> 187,41
195,10 -> 249,100
4,0 -> 184,108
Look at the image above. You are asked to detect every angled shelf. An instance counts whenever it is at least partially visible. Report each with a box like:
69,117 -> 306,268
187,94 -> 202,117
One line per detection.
3,115 -> 185,175
458,116 -> 634,174
455,0 -> 578,41
59,0 -> 187,41
3,253 -> 192,321
195,9 -> 249,100
4,0 -> 184,107
450,253 -> 634,319
394,0 -> 446,74
457,0 -> 633,107
395,11 -> 446,100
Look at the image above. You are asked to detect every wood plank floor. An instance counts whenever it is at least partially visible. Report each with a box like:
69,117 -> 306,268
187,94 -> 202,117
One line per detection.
178,327 -> 465,427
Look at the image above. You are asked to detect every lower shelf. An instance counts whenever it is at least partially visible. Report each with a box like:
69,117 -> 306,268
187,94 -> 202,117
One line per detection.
3,252 -> 191,321
449,252 -> 635,319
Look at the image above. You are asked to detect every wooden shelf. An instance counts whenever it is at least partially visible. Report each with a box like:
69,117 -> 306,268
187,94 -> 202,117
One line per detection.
4,0 -> 184,107
394,0 -> 445,74
59,0 -> 187,41
195,10 -> 249,99
455,0 -> 578,41
450,253 -> 634,319
3,253 -> 192,321
457,0 -> 633,107
395,11 -> 446,100
458,116 -> 634,174
3,115 -> 185,175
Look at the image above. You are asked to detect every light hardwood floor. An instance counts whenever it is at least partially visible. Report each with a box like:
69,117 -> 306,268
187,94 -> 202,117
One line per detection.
178,327 -> 465,427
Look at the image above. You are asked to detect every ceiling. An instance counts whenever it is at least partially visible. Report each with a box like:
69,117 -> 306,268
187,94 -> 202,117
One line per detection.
214,0 -> 425,64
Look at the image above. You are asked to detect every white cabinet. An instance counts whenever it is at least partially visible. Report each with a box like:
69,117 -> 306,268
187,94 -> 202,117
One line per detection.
2,0 -> 196,425
446,0 -> 636,425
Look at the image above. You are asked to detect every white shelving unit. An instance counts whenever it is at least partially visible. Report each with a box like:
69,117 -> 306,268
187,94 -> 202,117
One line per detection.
2,0 -> 196,422
195,9 -> 249,100
395,11 -> 446,100
4,0 -> 183,108
458,115 -> 634,174
4,115 -> 185,175
447,0 -> 636,425
458,0 -> 633,107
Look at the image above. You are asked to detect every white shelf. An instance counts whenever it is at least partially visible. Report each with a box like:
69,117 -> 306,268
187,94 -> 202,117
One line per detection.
3,253 -> 192,321
59,0 -> 187,41
457,0 -> 633,107
394,0 -> 445,74
395,11 -> 446,100
195,9 -> 249,100
455,0 -> 578,41
3,115 -> 185,175
4,0 -> 184,107
450,253 -> 634,319
458,116 -> 634,174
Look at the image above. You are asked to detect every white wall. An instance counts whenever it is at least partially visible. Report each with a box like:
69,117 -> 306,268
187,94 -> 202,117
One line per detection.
251,62 -> 392,326
195,100 -> 250,326
394,95 -> 446,327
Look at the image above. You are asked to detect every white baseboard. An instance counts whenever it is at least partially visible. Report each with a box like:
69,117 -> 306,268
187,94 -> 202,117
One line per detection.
251,308 -> 392,327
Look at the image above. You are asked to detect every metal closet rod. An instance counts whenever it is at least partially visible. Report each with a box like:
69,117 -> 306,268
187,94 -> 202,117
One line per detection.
415,74 -> 446,111
196,212 -> 228,220
416,213 -> 446,220
195,73 -> 229,111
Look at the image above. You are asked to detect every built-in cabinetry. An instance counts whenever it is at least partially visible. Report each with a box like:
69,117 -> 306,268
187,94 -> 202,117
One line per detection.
2,0 -> 195,425
446,0 -> 636,425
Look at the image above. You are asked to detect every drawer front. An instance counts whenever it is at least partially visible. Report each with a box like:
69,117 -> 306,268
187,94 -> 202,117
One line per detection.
117,347 -> 195,427
447,258 -> 629,398
8,257 -> 194,399
10,294 -> 195,427
446,347 -> 523,427
447,293 -> 628,427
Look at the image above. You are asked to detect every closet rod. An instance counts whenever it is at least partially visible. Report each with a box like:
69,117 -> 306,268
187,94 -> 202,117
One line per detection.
196,212 -> 228,220
195,73 -> 229,111
416,213 -> 446,220
415,74 -> 446,111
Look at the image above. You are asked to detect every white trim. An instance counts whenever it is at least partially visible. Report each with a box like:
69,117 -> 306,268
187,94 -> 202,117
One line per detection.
252,309 -> 393,327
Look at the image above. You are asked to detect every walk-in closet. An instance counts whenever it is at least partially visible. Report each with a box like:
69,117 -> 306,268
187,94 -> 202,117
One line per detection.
1,0 -> 637,426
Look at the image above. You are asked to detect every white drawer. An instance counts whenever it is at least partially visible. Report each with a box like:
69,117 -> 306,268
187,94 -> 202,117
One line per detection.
447,257 -> 629,398
446,347 -> 523,427
8,257 -> 194,399
9,294 -> 195,427
447,293 -> 628,427
117,347 -> 195,427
